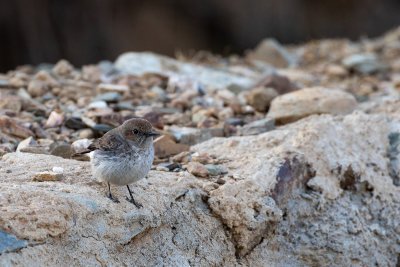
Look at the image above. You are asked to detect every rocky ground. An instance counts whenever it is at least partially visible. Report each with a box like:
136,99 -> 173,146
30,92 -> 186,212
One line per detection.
1,28 -> 400,266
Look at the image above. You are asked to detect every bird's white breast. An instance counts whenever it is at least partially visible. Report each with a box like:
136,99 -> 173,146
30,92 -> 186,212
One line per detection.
92,144 -> 154,186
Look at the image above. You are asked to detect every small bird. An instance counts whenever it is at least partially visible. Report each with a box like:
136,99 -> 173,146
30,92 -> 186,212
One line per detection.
83,118 -> 159,208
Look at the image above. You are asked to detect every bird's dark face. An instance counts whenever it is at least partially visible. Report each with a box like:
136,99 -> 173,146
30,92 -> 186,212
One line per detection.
122,118 -> 159,148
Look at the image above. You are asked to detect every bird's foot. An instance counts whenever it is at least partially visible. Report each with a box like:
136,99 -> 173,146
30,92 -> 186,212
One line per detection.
107,194 -> 120,203
125,196 -> 142,209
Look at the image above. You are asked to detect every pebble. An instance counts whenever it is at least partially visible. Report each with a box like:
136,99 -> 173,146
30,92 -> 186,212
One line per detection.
342,54 -> 388,74
71,139 -> 92,154
246,87 -> 278,112
16,137 -> 48,154
267,87 -> 357,124
169,126 -> 224,146
52,167 -> 64,174
78,129 -> 94,139
95,92 -> 121,103
45,111 -> 64,128
254,74 -> 298,95
97,83 -> 129,93
93,124 -> 113,133
187,162 -> 209,177
27,80 -> 49,97
153,135 -> 190,158
205,164 -> 222,176
50,143 -> 73,159
0,115 -> 34,139
238,118 -> 275,136
246,38 -> 296,68
53,59 -> 74,76
32,171 -> 63,182
64,117 -> 88,130
89,101 -> 108,109
160,162 -> 182,171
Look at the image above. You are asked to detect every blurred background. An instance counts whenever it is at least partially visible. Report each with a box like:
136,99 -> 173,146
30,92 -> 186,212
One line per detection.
1,0 -> 400,72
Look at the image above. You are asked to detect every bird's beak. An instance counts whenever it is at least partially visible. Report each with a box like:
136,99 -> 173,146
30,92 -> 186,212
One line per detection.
147,131 -> 160,137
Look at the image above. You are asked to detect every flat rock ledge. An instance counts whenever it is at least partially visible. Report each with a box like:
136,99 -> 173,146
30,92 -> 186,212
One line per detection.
1,112 -> 400,266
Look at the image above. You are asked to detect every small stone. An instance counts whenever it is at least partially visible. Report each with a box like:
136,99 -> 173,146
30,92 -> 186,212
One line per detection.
160,162 -> 182,171
205,164 -> 222,176
17,88 -> 32,99
169,126 -> 224,146
143,112 -> 164,129
93,124 -> 113,133
156,166 -> 169,172
0,94 -> 23,112
342,54 -> 388,74
238,118 -> 275,136
247,38 -> 296,68
16,137 -> 48,154
224,118 -> 245,126
0,143 -> 14,156
53,59 -> 74,76
216,178 -> 226,185
71,139 -> 92,154
64,117 -> 88,130
50,143 -> 73,159
191,155 -> 214,164
97,83 -> 129,93
27,80 -> 49,97
267,87 -> 357,124
187,162 -> 209,177
153,135 -> 190,158
0,115 -> 34,139
170,151 -> 191,163
45,111 -> 64,128
32,171 -> 63,182
246,87 -> 278,112
253,74 -> 298,95
217,107 -> 234,121
78,129 -> 94,139
100,114 -> 125,128
95,92 -> 121,103
52,167 -> 64,174
89,101 -> 108,109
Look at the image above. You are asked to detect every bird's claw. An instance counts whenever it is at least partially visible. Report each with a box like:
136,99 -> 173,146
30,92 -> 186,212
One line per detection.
125,196 -> 142,209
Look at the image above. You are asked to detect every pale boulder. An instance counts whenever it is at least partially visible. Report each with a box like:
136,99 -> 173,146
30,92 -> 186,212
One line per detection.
267,87 -> 357,123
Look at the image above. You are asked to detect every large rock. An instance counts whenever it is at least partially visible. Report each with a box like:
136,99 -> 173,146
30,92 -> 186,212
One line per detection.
267,87 -> 357,124
1,112 -> 399,266
246,38 -> 297,68
114,52 -> 256,90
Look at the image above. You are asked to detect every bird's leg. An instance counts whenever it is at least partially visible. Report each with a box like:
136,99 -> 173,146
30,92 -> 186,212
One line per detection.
107,182 -> 120,203
125,185 -> 142,209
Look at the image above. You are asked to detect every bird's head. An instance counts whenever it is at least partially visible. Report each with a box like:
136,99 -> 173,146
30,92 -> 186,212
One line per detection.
122,118 -> 159,148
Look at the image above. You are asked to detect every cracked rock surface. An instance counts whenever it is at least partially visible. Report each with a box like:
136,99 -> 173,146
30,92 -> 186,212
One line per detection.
2,28 -> 400,266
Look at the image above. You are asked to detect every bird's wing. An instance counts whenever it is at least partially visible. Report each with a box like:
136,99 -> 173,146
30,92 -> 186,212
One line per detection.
87,131 -> 122,152
75,131 -> 123,155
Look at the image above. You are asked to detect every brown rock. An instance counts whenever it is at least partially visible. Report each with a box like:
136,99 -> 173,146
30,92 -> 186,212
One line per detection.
0,94 -> 23,112
246,38 -> 296,68
153,135 -> 190,158
53,59 -> 74,76
267,87 -> 357,124
143,112 -> 164,129
50,143 -> 73,159
170,151 -> 191,163
246,87 -> 278,112
32,171 -> 63,182
16,137 -> 48,154
27,80 -> 49,97
0,115 -> 34,139
254,74 -> 298,95
187,162 -> 209,177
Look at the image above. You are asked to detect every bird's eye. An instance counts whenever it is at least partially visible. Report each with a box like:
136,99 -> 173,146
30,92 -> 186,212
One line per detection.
133,129 -> 139,134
